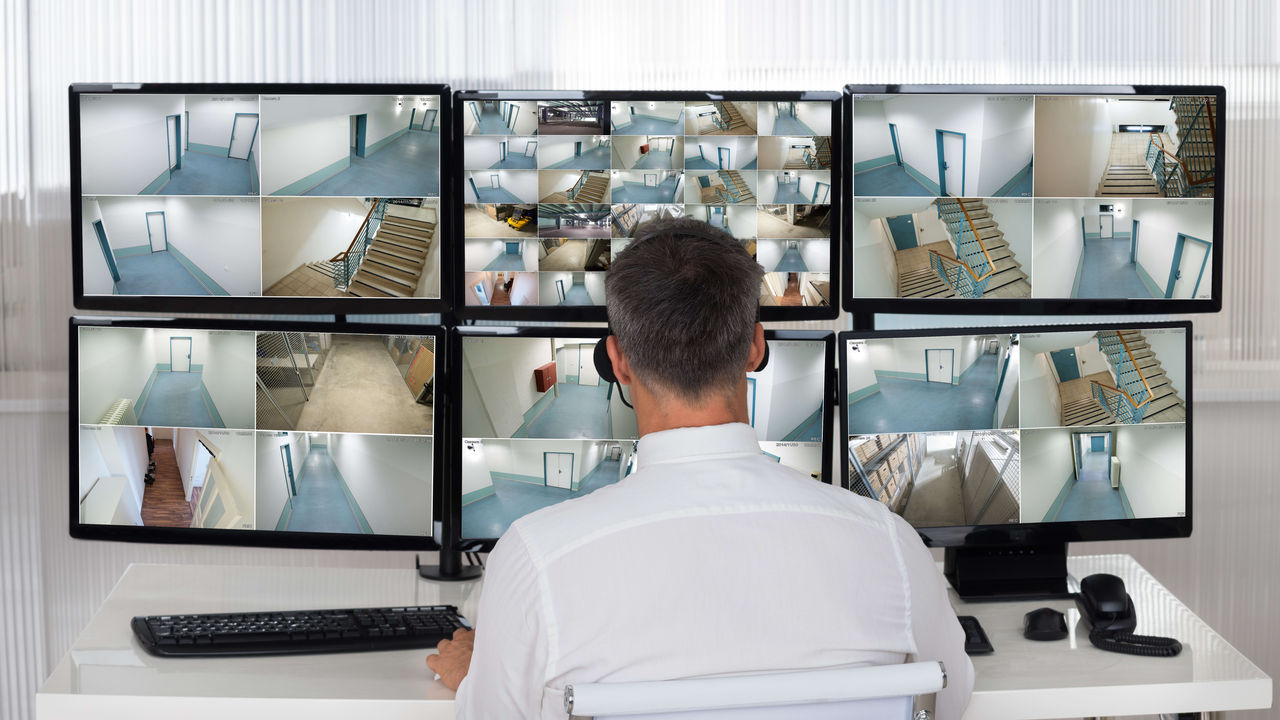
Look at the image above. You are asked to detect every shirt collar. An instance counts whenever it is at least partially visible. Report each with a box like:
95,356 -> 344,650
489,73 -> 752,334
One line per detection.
635,422 -> 763,470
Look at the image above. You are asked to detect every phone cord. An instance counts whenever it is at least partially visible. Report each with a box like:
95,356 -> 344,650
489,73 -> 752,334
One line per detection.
1089,629 -> 1183,657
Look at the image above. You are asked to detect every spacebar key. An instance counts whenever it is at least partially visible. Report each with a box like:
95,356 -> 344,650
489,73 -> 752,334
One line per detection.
210,632 -> 290,644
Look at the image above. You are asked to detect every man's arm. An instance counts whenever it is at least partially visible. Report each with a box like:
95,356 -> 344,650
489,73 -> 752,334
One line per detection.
892,515 -> 974,719
452,528 -> 550,720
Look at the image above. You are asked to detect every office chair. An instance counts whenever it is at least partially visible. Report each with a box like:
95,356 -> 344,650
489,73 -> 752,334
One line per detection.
563,660 -> 946,719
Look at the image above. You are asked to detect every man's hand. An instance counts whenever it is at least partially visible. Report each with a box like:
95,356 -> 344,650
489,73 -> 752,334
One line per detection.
426,628 -> 475,691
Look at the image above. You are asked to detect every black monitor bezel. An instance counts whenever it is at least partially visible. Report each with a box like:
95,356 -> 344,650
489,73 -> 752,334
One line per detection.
70,83 -> 455,314
452,325 -> 837,552
837,319 -> 1193,548
453,89 -> 842,322
841,84 -> 1225,315
69,315 -> 446,551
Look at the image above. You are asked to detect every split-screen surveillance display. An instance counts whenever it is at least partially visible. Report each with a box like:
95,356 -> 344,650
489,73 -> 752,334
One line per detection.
850,92 -> 1216,301
460,335 -> 828,539
462,98 -> 834,309
76,326 -> 437,537
78,92 -> 442,300
842,327 -> 1187,527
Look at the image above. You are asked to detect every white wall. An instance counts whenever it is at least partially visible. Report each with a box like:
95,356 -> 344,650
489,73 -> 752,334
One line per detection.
1131,199 -> 1215,298
79,198 -> 115,294
460,439 -> 494,502
724,205 -> 756,239
80,93 -> 182,194
851,206 -> 897,297
261,197 -> 368,288
684,137 -> 758,170
1108,98 -> 1177,131
1144,327 -> 1187,403
853,100 -> 894,164
539,136 -> 608,167
94,196 -> 164,250
415,219 -> 443,299
480,439 -> 596,488
1115,425 -> 1186,519
260,116 -> 347,196
610,384 -> 640,439
465,239 -> 534,272
882,95 -> 987,193
976,97 -> 1034,195
465,170 -> 538,202
758,442 -> 824,477
78,426 -> 148,520
538,272 -> 605,305
996,345 -> 1019,428
198,430 -> 255,528
749,341 -> 826,441
1033,96 -> 1111,197
160,197 -> 262,295
254,432 -> 311,529
185,95 -> 259,151
1019,352 -> 1060,429
329,433 -> 433,535
986,198 -> 1033,266
201,331 -> 256,428
758,136 -> 814,170
1020,427 -> 1075,523
461,336 -> 555,437
509,101 -> 539,135
1031,199 -> 1085,297
78,327 -> 157,422
755,239 -> 828,274
844,341 -> 879,396
870,336 -> 983,382
539,170 -> 581,199
465,136 -> 508,169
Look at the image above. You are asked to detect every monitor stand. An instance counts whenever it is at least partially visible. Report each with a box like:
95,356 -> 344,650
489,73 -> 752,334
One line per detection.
416,550 -> 482,582
944,543 -> 1073,601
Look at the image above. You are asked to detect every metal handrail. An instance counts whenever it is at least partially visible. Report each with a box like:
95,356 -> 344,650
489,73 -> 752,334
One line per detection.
329,199 -> 379,263
1102,331 -> 1155,402
927,250 -> 982,298
327,198 -> 386,289
1149,133 -> 1213,187
937,199 -> 996,281
568,171 -> 589,200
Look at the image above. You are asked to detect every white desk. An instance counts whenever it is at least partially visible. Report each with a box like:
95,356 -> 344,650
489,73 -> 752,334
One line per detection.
37,555 -> 1270,720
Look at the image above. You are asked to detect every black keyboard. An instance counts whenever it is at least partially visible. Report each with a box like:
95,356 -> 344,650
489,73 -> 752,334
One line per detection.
131,605 -> 470,657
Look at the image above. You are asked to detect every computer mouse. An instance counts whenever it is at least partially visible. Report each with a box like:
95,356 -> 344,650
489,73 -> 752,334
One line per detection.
1023,607 -> 1068,641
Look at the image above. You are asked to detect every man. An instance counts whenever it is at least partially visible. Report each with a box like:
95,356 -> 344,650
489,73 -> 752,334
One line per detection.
428,217 -> 973,718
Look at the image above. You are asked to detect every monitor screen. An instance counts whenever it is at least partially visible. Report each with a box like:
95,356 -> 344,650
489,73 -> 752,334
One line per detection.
455,328 -> 834,548
71,318 -> 443,550
845,85 -> 1223,314
71,83 -> 452,313
838,322 -> 1190,546
455,92 -> 840,321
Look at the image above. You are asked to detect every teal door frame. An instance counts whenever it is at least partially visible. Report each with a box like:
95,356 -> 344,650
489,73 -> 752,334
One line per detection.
924,348 -> 955,384
469,103 -> 482,124
467,177 -> 479,198
718,147 -> 730,169
574,141 -> 582,157
184,110 -> 189,149
1165,233 -> 1212,298
423,109 -> 437,131
556,279 -> 566,302
490,173 -> 501,188
408,107 -> 416,129
165,114 -> 182,171
543,451 -> 574,489
935,129 -> 966,196
1050,348 -> 1081,382
228,113 -> 259,160
888,123 -> 902,165
885,214 -> 918,250
1130,219 -> 1140,262
811,181 -> 830,203
499,141 -> 507,161
279,444 -> 297,496
92,220 -> 120,282
145,211 -> 168,252
351,114 -> 368,158
169,336 -> 193,372
473,281 -> 489,305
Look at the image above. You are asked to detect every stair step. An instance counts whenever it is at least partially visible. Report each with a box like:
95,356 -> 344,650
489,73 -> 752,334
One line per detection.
370,240 -> 426,263
380,221 -> 434,241
366,249 -> 420,275
349,271 -> 412,297
383,215 -> 436,232
375,232 -> 430,254
347,280 -> 396,298
360,259 -> 419,287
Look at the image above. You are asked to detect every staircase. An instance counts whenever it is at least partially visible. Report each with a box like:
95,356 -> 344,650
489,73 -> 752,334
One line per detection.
810,136 -> 831,169
705,101 -> 750,134
570,170 -> 609,203
1097,163 -> 1162,197
348,213 -> 435,297
1093,330 -> 1186,423
1153,96 -> 1216,198
716,170 -> 755,203
929,198 -> 1030,298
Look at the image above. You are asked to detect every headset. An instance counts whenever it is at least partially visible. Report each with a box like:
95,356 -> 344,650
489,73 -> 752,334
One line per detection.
593,218 -> 770,409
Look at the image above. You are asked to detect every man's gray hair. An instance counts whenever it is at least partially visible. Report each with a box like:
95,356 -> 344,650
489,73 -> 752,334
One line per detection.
605,217 -> 764,399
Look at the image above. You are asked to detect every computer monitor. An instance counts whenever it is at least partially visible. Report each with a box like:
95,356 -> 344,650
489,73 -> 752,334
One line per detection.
454,91 -> 841,321
70,317 -> 444,551
844,85 -> 1223,314
452,327 -> 835,551
838,321 -> 1191,598
70,83 -> 453,313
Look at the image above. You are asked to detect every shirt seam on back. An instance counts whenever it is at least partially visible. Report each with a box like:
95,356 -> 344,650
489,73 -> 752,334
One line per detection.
513,523 -> 562,691
885,513 -> 920,657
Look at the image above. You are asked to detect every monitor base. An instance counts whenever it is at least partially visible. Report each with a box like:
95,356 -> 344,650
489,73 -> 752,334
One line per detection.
944,543 -> 1072,602
416,552 -> 483,582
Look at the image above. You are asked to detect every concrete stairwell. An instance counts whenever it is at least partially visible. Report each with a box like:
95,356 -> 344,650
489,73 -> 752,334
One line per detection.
716,170 -> 755,203
1097,162 -> 1162,197
1170,96 -> 1216,197
1097,330 -> 1186,423
348,212 -> 435,298
572,171 -> 609,203
704,101 -> 751,134
926,198 -> 1030,298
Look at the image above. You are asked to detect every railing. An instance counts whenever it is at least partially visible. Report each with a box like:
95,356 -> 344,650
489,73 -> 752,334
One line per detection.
710,101 -> 730,132
1097,331 -> 1154,407
931,199 -> 998,297
328,198 -> 387,290
716,171 -> 748,202
802,148 -> 818,169
1091,381 -> 1148,424
567,170 -> 589,200
1146,97 -> 1216,198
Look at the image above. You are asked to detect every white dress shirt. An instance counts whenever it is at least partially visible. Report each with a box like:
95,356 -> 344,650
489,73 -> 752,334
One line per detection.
455,422 -> 974,719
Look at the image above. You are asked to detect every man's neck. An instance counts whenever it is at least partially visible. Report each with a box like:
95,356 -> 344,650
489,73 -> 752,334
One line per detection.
632,378 -> 748,436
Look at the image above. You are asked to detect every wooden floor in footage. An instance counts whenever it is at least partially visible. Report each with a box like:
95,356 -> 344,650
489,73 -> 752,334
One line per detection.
140,439 -> 193,528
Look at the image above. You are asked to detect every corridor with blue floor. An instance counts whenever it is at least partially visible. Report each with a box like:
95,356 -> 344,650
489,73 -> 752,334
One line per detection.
277,446 -> 369,534
1075,236 -> 1154,298
137,371 -> 221,428
772,180 -> 812,203
545,142 -> 613,169
771,115 -> 815,135
302,131 -> 440,197
848,352 -> 1001,434
515,383 -> 612,438
612,174 -> 682,203
484,249 -> 529,271
1048,440 -> 1130,521
773,244 -> 809,272
462,457 -> 624,539
633,148 -> 673,169
854,163 -> 934,196
160,152 -> 256,195
471,106 -> 515,134
113,250 -> 215,295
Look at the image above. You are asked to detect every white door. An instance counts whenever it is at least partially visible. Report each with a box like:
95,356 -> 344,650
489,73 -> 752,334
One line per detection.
926,349 -> 953,384
228,114 -> 258,160
544,452 -> 573,489
147,213 -> 167,252
171,337 -> 192,372
577,344 -> 600,386
942,133 -> 964,196
189,440 -> 213,498
562,344 -> 579,380
1099,214 -> 1114,239
167,116 -> 180,170
192,469 -> 244,529
1171,239 -> 1211,298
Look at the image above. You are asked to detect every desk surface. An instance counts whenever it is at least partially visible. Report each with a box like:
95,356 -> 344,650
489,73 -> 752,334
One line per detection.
37,554 -> 1270,720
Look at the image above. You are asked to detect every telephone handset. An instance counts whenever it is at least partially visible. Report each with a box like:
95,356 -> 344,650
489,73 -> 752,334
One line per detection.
1076,573 -> 1182,657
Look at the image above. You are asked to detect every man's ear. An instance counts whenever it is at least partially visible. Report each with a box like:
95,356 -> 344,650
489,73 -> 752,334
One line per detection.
745,322 -> 766,372
606,335 -> 635,386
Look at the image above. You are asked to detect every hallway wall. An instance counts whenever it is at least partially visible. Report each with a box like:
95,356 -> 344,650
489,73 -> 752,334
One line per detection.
260,197 -> 368,288
851,206 -> 897,297
466,170 -> 537,202
986,199 -> 1033,265
538,272 -> 605,304
1108,99 -> 1176,132
845,341 -> 880,400
1130,199 -> 1215,299
1020,427 -> 1075,522
254,432 -> 312,529
160,197 -> 261,295
78,426 -> 148,522
203,432 -> 256,529
1032,97 -> 1110,197
869,336 -> 984,383
750,342 -> 827,441
1145,329 -> 1187,402
755,239 -> 829,273
759,442 -> 824,474
185,96 -> 258,154
462,337 -> 553,438
881,95 -> 986,194
1019,353 -> 1060,429
80,94 -> 184,194
757,102 -> 831,137
200,331 -> 256,428
539,170 -> 580,198
612,101 -> 683,128
464,136 -> 534,168
461,440 -> 493,503
539,137 -> 606,167
995,346 -> 1019,428
852,100 -> 894,167
974,98 -> 1034,196
78,327 -> 157,422
481,439 -> 598,489
93,196 -> 166,251
1115,425 -> 1186,519
329,433 -> 433,536
261,96 -> 410,195
464,239 -> 536,272
1031,198 -> 1086,297
79,199 -> 114,295
685,137 -> 758,169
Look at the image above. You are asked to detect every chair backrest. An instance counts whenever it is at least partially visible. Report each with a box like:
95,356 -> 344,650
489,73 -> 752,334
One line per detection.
563,661 -> 945,720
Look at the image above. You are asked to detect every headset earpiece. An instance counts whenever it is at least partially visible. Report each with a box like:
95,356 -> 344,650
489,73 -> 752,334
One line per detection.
755,339 -> 770,373
593,335 -> 617,385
